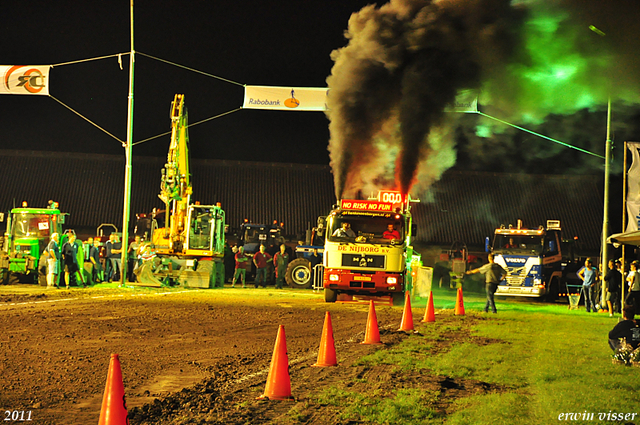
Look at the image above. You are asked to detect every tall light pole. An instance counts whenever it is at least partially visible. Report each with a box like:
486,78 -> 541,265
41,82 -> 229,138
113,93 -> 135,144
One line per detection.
601,96 -> 612,305
590,25 -> 611,306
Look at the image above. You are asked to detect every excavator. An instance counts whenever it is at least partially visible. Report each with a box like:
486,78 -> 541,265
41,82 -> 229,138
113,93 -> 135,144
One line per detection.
135,94 -> 226,288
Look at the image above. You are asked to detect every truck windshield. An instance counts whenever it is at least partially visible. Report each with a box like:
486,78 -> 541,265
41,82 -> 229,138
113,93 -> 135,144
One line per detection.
242,226 -> 281,246
243,228 -> 266,244
328,215 -> 404,243
12,213 -> 52,239
493,234 -> 544,255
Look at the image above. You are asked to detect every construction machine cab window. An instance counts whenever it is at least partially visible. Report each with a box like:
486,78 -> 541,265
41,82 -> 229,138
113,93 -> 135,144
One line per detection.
328,216 -> 404,244
188,206 -> 215,250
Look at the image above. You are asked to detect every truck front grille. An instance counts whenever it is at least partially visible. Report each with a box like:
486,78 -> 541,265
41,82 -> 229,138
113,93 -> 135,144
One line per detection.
506,276 -> 525,286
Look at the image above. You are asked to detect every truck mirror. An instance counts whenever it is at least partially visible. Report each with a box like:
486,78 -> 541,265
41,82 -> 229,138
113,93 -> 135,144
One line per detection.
0,212 -> 3,222
411,223 -> 417,238
485,236 -> 490,253
60,215 -> 65,224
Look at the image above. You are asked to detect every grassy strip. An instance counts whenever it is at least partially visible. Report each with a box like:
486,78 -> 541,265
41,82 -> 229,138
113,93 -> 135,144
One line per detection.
313,288 -> 640,424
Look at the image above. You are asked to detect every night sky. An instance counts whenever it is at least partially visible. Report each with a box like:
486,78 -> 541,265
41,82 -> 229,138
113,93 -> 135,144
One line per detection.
2,0 -> 640,179
0,1 -> 381,164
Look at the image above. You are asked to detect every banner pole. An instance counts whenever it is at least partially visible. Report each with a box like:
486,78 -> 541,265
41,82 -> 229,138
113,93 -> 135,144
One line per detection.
622,141 -> 628,309
120,0 -> 135,287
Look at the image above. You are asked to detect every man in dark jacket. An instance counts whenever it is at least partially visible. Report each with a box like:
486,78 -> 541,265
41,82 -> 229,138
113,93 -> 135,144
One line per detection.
62,233 -> 83,289
609,305 -> 640,351
604,259 -> 622,316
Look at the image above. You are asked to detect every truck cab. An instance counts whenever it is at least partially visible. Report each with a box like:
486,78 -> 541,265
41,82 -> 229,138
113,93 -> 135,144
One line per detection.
322,191 -> 418,305
492,219 -> 563,298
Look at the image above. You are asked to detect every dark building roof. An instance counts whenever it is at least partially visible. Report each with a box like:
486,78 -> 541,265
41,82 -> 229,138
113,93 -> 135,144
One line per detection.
0,150 -> 603,252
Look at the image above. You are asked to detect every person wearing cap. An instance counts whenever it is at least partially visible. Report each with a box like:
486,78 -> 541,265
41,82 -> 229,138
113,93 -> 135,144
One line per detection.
62,233 -> 84,288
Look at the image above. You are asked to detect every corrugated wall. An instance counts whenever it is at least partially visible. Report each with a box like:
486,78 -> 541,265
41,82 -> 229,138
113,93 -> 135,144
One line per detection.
0,150 -> 603,250
412,170 -> 603,252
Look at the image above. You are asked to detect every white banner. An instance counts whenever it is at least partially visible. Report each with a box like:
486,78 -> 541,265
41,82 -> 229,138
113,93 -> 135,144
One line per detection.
627,142 -> 640,232
1,65 -> 50,95
444,89 -> 478,113
243,85 -> 478,113
243,86 -> 328,111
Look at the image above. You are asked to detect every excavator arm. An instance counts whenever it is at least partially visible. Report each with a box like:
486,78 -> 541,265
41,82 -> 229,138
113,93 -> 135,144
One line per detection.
158,94 -> 193,252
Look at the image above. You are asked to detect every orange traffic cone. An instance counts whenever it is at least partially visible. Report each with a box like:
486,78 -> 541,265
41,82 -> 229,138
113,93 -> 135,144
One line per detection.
361,300 -> 383,345
422,291 -> 435,323
98,354 -> 129,425
454,287 -> 466,316
259,325 -> 293,400
398,292 -> 414,331
313,311 -> 338,367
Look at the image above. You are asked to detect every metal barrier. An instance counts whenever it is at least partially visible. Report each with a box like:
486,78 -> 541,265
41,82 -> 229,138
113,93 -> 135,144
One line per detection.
313,264 -> 324,291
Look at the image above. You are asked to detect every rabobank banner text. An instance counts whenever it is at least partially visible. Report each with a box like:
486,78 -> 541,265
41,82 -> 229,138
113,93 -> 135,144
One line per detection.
1,65 -> 50,95
243,86 -> 327,111
444,89 -> 478,113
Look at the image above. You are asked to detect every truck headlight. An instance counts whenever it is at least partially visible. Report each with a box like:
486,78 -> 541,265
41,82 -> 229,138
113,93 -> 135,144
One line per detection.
329,274 -> 339,281
386,277 -> 397,284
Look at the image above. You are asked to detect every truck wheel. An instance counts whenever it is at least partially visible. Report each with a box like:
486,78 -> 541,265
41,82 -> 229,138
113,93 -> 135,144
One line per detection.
285,258 -> 312,289
392,292 -> 405,306
324,287 -> 337,303
545,277 -> 559,302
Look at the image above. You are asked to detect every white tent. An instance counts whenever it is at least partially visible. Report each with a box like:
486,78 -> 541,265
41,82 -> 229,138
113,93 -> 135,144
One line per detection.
607,231 -> 640,247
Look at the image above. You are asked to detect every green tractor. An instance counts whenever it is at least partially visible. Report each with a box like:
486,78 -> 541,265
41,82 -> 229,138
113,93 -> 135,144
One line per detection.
0,205 -> 65,285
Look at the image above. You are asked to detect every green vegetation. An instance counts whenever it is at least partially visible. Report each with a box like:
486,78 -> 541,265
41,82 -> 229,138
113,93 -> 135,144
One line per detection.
317,387 -> 440,424
314,289 -> 639,424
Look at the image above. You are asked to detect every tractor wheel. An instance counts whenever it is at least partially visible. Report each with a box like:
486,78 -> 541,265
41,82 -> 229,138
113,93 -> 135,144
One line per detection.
324,287 -> 337,303
8,273 -> 20,285
285,258 -> 313,289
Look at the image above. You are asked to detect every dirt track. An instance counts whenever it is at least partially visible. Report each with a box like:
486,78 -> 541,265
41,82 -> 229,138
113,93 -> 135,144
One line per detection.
0,285 -> 499,424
